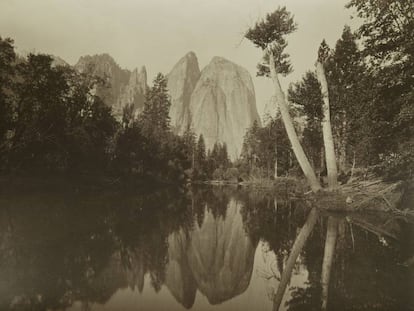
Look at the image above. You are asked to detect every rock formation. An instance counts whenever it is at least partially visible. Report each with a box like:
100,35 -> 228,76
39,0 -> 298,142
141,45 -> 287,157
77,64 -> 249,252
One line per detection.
119,66 -> 147,116
167,52 -> 201,134
189,56 -> 261,160
73,52 -> 261,159
75,54 -> 147,117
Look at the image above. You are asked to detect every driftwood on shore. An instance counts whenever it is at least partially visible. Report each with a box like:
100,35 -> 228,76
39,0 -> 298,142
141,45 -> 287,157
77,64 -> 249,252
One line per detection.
198,176 -> 414,222
306,178 -> 414,225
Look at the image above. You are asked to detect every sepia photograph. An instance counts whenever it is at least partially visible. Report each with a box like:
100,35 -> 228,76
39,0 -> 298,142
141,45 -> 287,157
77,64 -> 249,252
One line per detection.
0,0 -> 413,310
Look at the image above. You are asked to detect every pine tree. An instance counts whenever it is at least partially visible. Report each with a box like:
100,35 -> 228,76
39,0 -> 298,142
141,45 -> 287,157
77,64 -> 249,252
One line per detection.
194,134 -> 206,179
139,73 -> 171,140
245,7 -> 322,191
0,37 -> 16,161
182,124 -> 196,169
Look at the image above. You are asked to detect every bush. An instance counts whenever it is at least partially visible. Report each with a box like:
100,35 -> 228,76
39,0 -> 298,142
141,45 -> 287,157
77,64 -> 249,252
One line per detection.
377,143 -> 414,181
223,167 -> 239,181
212,168 -> 225,180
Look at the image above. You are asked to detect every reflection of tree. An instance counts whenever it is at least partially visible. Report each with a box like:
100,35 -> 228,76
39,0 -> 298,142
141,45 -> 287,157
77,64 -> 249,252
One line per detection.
239,188 -> 412,311
240,189 -> 309,261
0,186 -> 411,311
0,186 -> 194,310
326,218 -> 412,311
279,211 -> 412,311
190,186 -> 231,221
320,217 -> 338,310
273,208 -> 319,311
0,185 -> 258,310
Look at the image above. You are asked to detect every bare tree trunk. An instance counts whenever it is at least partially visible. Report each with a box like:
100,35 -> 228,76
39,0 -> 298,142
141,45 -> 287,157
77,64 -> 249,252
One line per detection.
316,61 -> 338,189
269,52 -> 321,192
273,208 -> 319,310
321,216 -> 338,310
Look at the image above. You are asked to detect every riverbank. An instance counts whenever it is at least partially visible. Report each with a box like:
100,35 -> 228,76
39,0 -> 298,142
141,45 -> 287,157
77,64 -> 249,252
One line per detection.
196,177 -> 308,193
200,175 -> 414,219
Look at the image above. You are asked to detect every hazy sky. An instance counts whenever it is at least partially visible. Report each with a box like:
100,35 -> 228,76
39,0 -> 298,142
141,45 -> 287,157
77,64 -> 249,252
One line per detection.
0,0 -> 359,116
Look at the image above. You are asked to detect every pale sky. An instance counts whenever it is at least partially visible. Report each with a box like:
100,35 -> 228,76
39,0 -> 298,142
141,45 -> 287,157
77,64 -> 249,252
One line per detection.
0,0 -> 359,117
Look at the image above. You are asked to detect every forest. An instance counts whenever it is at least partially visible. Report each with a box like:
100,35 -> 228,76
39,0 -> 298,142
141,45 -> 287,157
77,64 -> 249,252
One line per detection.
240,0 -> 413,188
0,0 -> 413,191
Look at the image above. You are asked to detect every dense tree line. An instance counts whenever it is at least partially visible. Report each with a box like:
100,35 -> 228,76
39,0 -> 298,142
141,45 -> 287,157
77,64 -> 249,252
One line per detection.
0,37 -> 234,184
181,126 -> 232,181
240,118 -> 295,179
291,0 -> 413,181
243,0 -> 414,185
0,38 -> 190,184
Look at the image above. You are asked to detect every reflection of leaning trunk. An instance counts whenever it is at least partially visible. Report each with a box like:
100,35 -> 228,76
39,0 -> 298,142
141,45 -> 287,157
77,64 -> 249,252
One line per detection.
273,208 -> 319,311
321,216 -> 339,310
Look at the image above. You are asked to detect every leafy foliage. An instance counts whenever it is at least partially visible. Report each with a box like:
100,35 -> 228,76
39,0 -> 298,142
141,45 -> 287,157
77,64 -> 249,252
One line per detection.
0,37 -> 191,184
245,7 -> 297,76
240,118 -> 295,178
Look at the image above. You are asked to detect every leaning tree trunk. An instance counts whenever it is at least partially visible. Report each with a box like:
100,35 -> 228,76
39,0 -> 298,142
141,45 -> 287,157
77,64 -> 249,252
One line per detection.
273,208 -> 319,310
321,216 -> 338,310
316,61 -> 338,189
269,52 -> 321,192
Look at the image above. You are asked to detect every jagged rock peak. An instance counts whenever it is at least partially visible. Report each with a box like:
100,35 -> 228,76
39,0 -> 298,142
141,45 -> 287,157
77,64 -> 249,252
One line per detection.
139,65 -> 147,81
167,51 -> 201,134
129,66 -> 147,92
76,53 -> 117,66
74,53 -> 130,79
74,53 -> 146,118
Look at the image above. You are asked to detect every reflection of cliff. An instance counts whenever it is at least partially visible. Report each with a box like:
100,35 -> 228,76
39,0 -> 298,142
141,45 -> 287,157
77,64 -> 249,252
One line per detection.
185,199 -> 255,305
164,199 -> 255,306
165,229 -> 197,309
0,188 -> 256,310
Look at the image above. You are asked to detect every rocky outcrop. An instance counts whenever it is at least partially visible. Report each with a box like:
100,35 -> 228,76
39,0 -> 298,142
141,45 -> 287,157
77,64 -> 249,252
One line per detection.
167,52 -> 201,134
189,56 -> 261,160
75,54 -> 147,117
119,66 -> 147,116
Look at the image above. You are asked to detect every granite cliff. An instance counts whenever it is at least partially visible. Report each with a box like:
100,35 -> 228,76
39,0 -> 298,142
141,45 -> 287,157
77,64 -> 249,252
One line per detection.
167,51 -> 201,134
75,54 -> 147,117
188,56 -> 261,160
73,52 -> 260,159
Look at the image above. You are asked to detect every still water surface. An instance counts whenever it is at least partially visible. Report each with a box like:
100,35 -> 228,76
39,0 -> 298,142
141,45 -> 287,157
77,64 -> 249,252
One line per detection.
0,185 -> 413,310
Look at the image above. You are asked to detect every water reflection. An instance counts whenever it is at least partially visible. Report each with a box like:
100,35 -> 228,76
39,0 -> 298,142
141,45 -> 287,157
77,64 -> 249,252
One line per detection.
0,185 -> 412,310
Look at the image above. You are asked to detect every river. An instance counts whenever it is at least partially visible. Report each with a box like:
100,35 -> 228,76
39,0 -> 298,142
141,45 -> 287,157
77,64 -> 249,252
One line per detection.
0,184 -> 412,310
